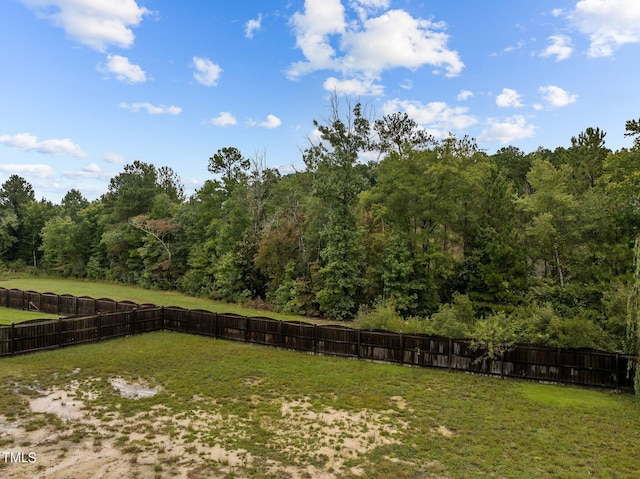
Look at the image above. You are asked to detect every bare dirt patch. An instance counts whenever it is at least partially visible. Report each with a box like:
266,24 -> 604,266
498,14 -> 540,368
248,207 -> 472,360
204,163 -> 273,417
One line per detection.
1,379 -> 411,478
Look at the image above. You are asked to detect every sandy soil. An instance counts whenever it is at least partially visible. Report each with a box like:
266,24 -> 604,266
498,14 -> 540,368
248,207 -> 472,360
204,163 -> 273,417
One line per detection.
0,376 -> 440,479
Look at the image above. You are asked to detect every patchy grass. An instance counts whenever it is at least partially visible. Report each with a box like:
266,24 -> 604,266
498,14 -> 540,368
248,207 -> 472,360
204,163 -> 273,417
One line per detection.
1,331 -> 639,478
0,307 -> 59,325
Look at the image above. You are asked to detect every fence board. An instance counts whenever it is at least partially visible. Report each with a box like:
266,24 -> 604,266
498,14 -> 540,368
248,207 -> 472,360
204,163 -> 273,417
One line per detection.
317,326 -> 359,358
41,293 -> 59,314
25,291 -> 41,311
187,309 -> 217,337
76,296 -> 97,317
0,287 -> 636,391
0,287 -> 8,308
58,294 -> 77,316
9,289 -> 24,310
96,298 -> 118,313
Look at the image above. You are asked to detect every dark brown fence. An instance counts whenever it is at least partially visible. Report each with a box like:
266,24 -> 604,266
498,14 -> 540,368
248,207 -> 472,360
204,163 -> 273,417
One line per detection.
0,287 -> 635,392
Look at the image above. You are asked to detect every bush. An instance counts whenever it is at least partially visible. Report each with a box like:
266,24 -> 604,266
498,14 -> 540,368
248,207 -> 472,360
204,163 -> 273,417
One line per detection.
354,301 -> 405,331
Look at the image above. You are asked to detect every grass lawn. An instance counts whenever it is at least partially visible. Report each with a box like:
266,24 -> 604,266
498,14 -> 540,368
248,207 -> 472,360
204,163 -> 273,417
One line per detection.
1,331 -> 639,478
0,307 -> 59,325
0,275 -> 341,324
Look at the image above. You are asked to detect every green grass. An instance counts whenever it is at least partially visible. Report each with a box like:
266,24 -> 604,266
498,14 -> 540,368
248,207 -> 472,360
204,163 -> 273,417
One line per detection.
0,307 -> 59,325
0,276 -> 340,324
1,331 -> 639,478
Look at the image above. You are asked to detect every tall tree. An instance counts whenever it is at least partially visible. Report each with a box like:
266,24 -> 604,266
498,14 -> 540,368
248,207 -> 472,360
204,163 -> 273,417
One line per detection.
0,175 -> 36,263
625,118 -> 640,150
304,98 -> 371,320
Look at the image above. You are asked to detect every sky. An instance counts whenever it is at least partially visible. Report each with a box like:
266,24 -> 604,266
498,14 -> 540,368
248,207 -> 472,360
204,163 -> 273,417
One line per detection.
1,0 -> 640,203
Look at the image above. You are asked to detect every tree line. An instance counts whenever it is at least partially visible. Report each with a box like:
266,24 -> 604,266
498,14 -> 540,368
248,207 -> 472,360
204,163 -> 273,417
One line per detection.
2,101 -> 640,355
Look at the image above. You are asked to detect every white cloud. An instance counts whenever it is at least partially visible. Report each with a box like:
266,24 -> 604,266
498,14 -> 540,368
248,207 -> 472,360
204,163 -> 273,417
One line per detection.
479,115 -> 537,143
208,112 -> 237,127
119,102 -> 182,115
288,0 -> 346,77
101,55 -> 146,83
569,0 -> 640,57
0,164 -> 55,178
496,88 -> 523,108
383,98 -> 477,137
64,163 -> 109,179
0,132 -> 87,158
538,85 -> 578,108
245,13 -> 262,39
192,56 -> 222,86
20,0 -> 149,51
552,8 -> 564,17
288,1 -> 463,88
258,114 -> 282,129
400,79 -> 413,90
540,34 -> 573,61
457,89 -> 473,101
323,76 -> 384,96
103,152 -> 126,164
350,0 -> 391,20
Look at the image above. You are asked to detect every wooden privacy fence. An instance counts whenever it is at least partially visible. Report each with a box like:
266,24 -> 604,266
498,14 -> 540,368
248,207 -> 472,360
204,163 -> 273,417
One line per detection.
0,287 -> 635,392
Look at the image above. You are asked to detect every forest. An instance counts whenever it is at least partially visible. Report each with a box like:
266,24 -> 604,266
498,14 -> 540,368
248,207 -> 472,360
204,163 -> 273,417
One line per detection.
2,101 -> 640,355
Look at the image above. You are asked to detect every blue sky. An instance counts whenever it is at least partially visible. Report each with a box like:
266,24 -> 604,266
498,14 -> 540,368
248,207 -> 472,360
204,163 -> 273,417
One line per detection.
1,0 -> 639,202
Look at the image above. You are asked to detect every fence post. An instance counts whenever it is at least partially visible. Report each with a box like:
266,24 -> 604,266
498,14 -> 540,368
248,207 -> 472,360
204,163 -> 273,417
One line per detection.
214,312 -> 218,339
314,324 -> 319,354
557,347 -> 562,385
357,330 -> 361,358
131,309 -> 137,335
185,310 -> 189,334
615,353 -> 620,392
400,333 -> 404,365
448,338 -> 453,371
161,306 -> 165,332
245,316 -> 250,343
56,294 -> 60,315
10,323 -> 16,356
57,318 -> 63,348
278,320 -> 284,348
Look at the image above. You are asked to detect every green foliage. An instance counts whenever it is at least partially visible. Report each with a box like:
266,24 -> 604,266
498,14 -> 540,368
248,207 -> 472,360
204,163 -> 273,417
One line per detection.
5,111 -> 640,354
354,300 -> 405,331
471,311 -> 521,360
427,294 -> 476,338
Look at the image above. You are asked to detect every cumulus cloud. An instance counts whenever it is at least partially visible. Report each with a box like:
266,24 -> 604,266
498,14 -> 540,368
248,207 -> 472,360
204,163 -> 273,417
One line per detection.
383,98 -> 477,137
208,112 -> 237,127
479,115 -> 537,143
457,90 -> 474,101
103,152 -> 126,164
0,163 -> 55,178
20,0 -> 149,51
258,114 -> 282,129
323,76 -> 384,96
101,55 -> 146,83
540,34 -> 573,61
193,56 -> 222,86
0,132 -> 87,158
287,1 -> 463,91
496,88 -> 523,108
245,13 -> 262,39
119,102 -> 182,115
538,85 -> 578,108
569,0 -> 640,57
